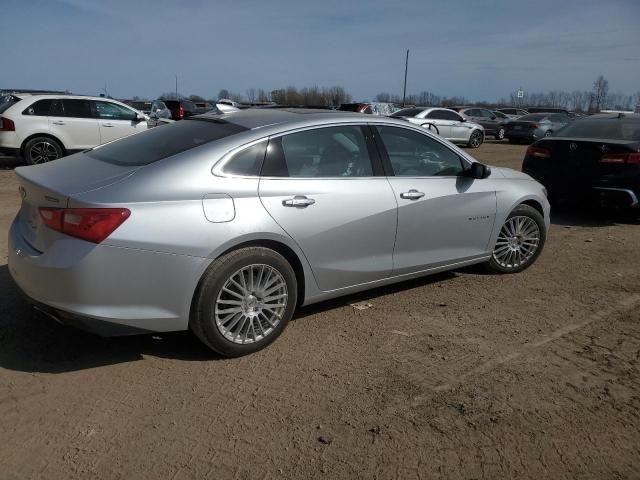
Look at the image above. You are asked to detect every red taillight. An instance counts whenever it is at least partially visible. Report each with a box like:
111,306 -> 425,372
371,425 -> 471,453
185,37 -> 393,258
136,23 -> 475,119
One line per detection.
530,123 -> 539,129
600,152 -> 640,164
526,145 -> 551,159
39,208 -> 130,243
0,116 -> 15,131
178,106 -> 184,119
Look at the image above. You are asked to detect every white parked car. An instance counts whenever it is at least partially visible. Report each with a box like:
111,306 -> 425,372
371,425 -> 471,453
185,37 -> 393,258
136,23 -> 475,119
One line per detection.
391,107 -> 485,148
0,95 -> 150,164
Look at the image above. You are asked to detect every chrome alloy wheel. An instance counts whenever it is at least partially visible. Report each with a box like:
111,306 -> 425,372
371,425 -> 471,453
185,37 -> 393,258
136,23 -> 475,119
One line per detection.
29,141 -> 60,163
214,264 -> 288,344
469,131 -> 482,147
492,216 -> 540,269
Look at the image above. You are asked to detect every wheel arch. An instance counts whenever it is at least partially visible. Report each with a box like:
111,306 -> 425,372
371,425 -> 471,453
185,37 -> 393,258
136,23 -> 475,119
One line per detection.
190,238 -> 308,323
519,199 -> 544,217
20,133 -> 67,156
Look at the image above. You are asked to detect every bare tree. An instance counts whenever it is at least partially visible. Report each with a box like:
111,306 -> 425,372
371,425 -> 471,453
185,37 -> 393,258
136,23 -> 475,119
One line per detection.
590,75 -> 609,113
246,88 -> 256,103
159,92 -> 183,100
217,89 -> 231,100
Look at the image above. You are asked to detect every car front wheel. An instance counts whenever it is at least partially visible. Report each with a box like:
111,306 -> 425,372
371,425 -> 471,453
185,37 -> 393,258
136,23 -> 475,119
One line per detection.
191,247 -> 297,357
495,127 -> 505,140
485,204 -> 546,274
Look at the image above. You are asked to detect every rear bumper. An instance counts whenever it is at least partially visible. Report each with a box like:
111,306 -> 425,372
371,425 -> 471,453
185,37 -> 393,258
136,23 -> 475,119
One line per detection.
593,187 -> 639,208
8,220 -> 208,336
0,146 -> 19,156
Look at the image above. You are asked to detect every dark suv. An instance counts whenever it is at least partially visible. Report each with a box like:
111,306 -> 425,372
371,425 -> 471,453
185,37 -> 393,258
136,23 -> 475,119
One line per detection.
452,107 -> 509,140
163,100 -> 198,120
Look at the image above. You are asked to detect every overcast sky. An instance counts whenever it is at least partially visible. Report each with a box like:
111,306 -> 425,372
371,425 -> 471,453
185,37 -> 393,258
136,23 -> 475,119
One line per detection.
4,0 -> 639,101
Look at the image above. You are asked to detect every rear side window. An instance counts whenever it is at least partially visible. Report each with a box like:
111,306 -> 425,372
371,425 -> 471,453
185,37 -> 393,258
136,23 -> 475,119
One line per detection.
262,126 -> 373,178
222,141 -> 267,176
437,110 -> 463,121
51,99 -> 93,118
86,118 -> 249,166
23,99 -> 53,116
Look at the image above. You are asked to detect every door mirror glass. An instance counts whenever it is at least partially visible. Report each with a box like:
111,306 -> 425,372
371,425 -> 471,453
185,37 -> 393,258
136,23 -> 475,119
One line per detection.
469,162 -> 491,179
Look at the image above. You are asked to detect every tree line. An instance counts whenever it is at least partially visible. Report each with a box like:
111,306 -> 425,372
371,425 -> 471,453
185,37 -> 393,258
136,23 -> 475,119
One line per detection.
150,75 -> 637,112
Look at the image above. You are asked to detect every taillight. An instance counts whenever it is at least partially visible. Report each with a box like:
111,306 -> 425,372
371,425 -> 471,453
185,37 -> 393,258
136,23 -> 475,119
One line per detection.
530,123 -> 539,129
526,146 -> 551,159
39,208 -> 130,243
600,152 -> 640,164
0,116 -> 15,131
179,106 -> 184,119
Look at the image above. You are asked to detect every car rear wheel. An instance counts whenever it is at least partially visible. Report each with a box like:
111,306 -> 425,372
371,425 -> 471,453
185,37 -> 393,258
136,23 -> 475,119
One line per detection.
544,130 -> 553,137
467,130 -> 483,148
495,127 -> 505,140
191,247 -> 297,357
23,136 -> 63,165
485,204 -> 546,274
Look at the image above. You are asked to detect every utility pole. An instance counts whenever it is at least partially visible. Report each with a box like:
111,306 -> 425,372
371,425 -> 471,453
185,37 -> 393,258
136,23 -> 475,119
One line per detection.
402,49 -> 409,107
175,75 -> 178,99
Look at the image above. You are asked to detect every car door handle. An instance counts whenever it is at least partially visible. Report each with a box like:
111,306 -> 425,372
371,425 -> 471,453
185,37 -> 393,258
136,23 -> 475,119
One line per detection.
400,189 -> 425,200
282,195 -> 315,208
51,120 -> 65,125
102,123 -> 114,127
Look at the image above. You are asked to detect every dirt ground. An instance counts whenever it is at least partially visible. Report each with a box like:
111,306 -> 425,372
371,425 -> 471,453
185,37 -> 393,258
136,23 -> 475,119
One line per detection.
0,143 -> 639,480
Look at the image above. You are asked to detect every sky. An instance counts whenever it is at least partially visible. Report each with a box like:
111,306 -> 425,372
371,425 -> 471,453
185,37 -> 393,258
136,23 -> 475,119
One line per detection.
3,0 -> 639,102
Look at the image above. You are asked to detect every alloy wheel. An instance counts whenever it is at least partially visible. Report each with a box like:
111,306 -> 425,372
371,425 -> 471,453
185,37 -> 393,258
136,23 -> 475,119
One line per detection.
29,141 -> 59,164
470,131 -> 482,147
214,264 -> 288,344
492,216 -> 540,269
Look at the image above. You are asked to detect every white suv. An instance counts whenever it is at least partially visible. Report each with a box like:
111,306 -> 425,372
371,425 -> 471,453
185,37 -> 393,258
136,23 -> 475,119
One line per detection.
0,95 -> 149,164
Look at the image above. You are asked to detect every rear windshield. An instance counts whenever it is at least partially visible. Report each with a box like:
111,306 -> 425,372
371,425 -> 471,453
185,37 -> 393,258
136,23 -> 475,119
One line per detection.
391,108 -> 424,117
517,114 -> 548,121
556,119 -> 640,141
86,118 -> 249,166
0,98 -> 17,114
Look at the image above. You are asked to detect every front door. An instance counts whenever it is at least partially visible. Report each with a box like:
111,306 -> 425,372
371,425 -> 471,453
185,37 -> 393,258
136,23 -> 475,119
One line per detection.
93,101 -> 147,144
373,125 -> 497,275
258,124 -> 397,291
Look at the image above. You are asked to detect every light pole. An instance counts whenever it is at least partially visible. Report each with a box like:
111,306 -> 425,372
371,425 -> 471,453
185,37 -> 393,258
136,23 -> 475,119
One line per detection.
175,75 -> 178,99
402,49 -> 409,107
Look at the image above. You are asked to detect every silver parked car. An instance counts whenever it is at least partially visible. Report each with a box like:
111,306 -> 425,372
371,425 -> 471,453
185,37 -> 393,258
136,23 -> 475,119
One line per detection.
391,107 -> 485,148
8,109 -> 549,357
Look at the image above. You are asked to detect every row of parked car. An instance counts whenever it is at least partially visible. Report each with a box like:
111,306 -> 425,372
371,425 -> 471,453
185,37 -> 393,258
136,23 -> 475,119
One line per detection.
0,92 -> 244,164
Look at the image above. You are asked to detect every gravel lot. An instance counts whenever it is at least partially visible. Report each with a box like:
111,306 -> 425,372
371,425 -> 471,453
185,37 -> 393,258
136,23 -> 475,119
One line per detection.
1,143 -> 639,479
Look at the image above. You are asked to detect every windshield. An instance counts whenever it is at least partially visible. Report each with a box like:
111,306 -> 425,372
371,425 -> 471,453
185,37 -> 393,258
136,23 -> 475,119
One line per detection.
86,118 -> 249,166
556,118 -> 640,141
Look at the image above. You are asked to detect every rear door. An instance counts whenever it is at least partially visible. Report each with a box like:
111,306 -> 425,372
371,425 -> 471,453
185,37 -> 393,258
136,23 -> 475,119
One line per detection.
258,124 -> 397,291
424,110 -> 452,138
48,99 -> 100,150
374,125 -> 496,274
93,100 -> 147,144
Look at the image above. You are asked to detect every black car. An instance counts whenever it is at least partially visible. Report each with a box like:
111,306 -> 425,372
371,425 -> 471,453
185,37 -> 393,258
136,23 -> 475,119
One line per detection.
163,99 -> 198,120
452,107 -> 508,140
522,113 -> 640,208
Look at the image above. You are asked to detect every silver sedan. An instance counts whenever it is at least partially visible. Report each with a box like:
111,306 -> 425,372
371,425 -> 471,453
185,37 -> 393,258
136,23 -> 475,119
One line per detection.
8,110 -> 550,357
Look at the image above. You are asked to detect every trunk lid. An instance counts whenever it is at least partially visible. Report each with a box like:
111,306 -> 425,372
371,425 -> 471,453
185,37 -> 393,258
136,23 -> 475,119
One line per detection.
14,152 -> 138,252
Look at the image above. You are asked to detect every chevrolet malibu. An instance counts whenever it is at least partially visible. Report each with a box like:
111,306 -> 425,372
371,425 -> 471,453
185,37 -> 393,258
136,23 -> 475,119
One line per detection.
8,109 -> 550,357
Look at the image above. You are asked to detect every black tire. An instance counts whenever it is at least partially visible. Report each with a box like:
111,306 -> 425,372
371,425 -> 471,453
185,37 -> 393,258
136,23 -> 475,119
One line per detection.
23,136 -> 64,165
495,127 -> 505,140
544,130 -> 553,137
191,247 -> 298,357
467,130 -> 483,148
485,204 -> 546,274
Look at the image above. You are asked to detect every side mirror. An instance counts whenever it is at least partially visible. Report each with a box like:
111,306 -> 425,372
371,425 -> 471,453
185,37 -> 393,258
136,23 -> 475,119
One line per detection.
460,117 -> 466,122
135,113 -> 145,122
469,162 -> 491,179
490,116 -> 496,120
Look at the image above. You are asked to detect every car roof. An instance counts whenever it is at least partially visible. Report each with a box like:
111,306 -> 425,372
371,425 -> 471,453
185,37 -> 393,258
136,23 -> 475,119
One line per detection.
12,94 -> 131,102
196,108 -> 379,130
